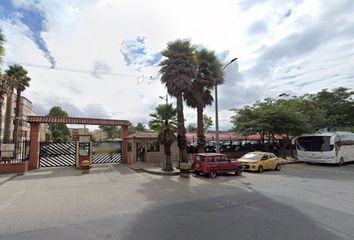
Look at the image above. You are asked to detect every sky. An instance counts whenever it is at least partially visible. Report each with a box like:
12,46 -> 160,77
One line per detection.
1,0 -> 354,131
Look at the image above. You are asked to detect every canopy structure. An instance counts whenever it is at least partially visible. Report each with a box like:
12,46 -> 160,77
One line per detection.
26,116 -> 131,126
26,116 -> 130,170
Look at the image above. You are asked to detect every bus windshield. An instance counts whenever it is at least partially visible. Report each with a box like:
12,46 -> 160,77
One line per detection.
297,136 -> 334,152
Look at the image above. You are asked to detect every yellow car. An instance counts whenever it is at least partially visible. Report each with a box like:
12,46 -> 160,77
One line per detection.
238,151 -> 282,173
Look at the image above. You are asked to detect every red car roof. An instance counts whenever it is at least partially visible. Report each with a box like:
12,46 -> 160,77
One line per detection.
196,153 -> 226,157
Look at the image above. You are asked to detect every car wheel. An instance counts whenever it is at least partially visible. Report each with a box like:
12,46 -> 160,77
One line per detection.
235,167 -> 242,176
338,157 -> 344,167
275,164 -> 281,171
258,165 -> 263,173
209,170 -> 217,178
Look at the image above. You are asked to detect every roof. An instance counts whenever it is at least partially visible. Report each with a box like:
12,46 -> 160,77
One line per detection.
26,116 -> 131,126
124,131 -> 157,140
185,132 -> 286,142
195,153 -> 226,157
246,151 -> 273,155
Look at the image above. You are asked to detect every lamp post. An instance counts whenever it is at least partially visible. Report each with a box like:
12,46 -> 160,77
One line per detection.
215,57 -> 238,153
159,94 -> 168,104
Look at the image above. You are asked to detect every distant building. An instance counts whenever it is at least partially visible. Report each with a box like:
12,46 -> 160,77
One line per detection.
17,97 -> 35,142
69,128 -> 89,141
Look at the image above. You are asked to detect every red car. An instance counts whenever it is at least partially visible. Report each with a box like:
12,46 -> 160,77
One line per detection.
191,153 -> 242,178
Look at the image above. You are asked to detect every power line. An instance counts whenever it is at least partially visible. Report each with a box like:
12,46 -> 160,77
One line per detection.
4,61 -> 141,78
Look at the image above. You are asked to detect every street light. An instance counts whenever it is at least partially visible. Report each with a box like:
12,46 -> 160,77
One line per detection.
159,94 -> 168,104
215,57 -> 238,153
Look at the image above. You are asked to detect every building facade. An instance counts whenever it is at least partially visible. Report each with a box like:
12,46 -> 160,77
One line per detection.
0,94 -> 37,142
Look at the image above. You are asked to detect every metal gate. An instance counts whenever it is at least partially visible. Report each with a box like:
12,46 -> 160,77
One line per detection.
39,142 -> 77,167
92,141 -> 121,164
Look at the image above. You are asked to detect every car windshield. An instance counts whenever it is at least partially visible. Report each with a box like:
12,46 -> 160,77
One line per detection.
241,153 -> 262,160
297,136 -> 334,152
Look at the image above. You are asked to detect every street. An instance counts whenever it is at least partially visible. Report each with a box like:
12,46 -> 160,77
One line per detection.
0,163 -> 354,240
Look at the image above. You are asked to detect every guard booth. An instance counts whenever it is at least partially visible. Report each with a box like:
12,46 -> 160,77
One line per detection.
76,135 -> 92,169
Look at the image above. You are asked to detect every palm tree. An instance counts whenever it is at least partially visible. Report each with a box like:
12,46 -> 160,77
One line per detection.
185,49 -> 224,152
0,76 -> 11,142
0,29 -> 5,66
5,64 -> 31,142
159,39 -> 197,163
149,104 -> 177,171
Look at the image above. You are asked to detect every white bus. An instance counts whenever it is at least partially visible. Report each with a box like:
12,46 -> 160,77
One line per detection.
295,132 -> 354,165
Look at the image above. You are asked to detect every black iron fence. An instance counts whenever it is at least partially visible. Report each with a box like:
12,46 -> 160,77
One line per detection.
0,141 -> 30,164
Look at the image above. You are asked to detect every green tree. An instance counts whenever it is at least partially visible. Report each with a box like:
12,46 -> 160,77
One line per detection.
230,98 -> 317,156
309,87 -> 354,128
159,39 -> 196,162
99,125 -> 120,139
185,48 -> 223,152
47,106 -> 71,142
187,123 -> 197,133
149,104 -> 177,171
203,115 -> 213,132
0,29 -> 5,69
3,64 -> 31,141
135,122 -> 146,131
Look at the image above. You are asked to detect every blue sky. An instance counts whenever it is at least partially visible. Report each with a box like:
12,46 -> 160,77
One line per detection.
0,0 -> 56,67
1,0 -> 354,130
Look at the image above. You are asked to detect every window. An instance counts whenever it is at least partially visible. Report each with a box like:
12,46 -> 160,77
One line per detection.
195,155 -> 205,161
128,142 -> 132,152
147,141 -> 160,152
297,136 -> 333,152
261,155 -> 269,160
213,156 -> 222,162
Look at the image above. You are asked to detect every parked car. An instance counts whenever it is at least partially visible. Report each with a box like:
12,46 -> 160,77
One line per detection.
237,151 -> 282,173
191,153 -> 243,178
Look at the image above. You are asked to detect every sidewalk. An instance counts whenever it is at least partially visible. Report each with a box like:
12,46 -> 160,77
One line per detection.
129,162 -> 180,176
280,157 -> 302,164
0,173 -> 18,186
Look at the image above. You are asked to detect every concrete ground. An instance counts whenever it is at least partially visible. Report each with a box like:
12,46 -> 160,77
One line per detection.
0,163 -> 353,240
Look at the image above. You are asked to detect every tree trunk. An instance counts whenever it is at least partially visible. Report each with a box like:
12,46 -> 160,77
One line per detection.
197,106 -> 205,153
176,95 -> 187,163
163,143 -> 173,172
0,96 -> 4,141
3,89 -> 13,142
13,88 -> 22,142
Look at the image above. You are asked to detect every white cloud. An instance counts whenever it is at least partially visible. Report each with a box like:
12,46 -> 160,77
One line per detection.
1,0 -> 353,131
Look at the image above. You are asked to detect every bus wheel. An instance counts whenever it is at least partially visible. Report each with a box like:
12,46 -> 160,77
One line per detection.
338,157 -> 344,167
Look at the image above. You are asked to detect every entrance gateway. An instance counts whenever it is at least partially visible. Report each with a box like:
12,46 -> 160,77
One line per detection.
39,141 -> 122,167
26,116 -> 131,170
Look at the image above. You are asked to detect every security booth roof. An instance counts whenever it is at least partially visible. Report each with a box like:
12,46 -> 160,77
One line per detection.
124,131 -> 158,140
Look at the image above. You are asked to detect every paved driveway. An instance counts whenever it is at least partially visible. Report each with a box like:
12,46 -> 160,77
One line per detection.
0,163 -> 354,240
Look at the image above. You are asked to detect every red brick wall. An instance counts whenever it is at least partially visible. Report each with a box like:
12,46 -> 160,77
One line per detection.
0,162 -> 27,174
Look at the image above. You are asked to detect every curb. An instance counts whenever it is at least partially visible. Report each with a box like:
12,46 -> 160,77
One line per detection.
280,160 -> 303,165
128,166 -> 180,176
0,173 -> 18,186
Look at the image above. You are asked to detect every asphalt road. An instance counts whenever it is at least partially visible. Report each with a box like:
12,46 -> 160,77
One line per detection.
0,163 -> 353,240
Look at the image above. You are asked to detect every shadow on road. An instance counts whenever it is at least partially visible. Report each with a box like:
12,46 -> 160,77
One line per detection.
119,176 -> 342,240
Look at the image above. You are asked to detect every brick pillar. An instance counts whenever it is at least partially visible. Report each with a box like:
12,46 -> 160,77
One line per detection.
120,125 -> 129,164
28,123 -> 41,170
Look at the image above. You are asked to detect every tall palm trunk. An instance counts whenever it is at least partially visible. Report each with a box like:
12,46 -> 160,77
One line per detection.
12,88 -> 22,142
0,95 -> 4,141
163,142 -> 173,171
176,95 -> 187,163
197,106 -> 205,153
3,89 -> 13,142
